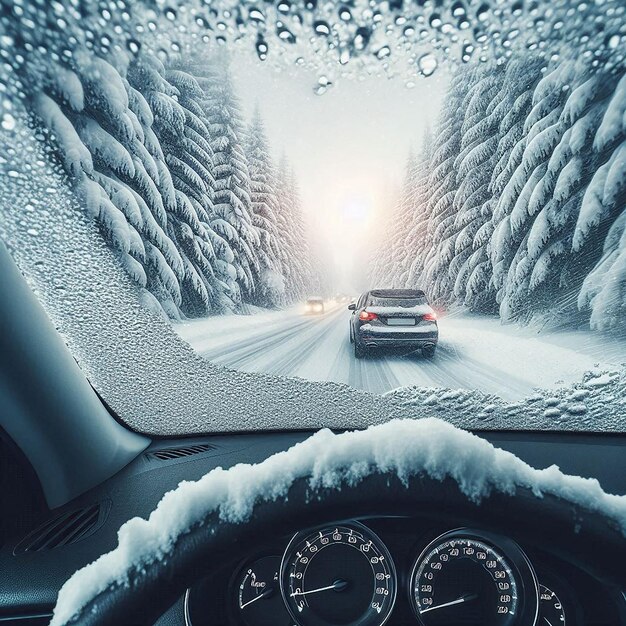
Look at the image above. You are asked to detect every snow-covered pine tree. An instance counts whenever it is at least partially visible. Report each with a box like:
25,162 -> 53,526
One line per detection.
196,59 -> 259,308
398,55 -> 625,333
368,187 -> 401,287
128,57 -> 235,317
421,70 -> 475,308
286,164 -> 315,300
497,60 -> 580,323
405,128 -> 434,290
447,62 -> 505,313
389,152 -> 421,287
519,63 -> 617,321
574,71 -> 626,331
243,106 -> 286,307
32,53 -> 186,319
488,56 -> 545,307
163,65 -> 235,315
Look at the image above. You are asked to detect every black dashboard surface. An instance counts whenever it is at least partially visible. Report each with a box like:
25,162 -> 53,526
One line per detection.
0,428 -> 625,624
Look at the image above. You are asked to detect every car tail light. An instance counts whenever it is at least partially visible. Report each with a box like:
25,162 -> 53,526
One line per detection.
359,311 -> 378,322
423,312 -> 437,321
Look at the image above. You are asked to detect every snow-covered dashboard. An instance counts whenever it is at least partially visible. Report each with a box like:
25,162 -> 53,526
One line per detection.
1,427 -> 625,625
184,516 -> 624,626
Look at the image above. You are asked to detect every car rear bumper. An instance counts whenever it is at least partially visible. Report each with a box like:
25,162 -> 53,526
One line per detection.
358,324 -> 438,348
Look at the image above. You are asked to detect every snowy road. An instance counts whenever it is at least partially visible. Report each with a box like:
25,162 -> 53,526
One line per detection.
175,305 -> 625,401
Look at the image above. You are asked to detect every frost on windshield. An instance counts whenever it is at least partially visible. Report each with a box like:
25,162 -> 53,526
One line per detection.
0,0 -> 625,432
51,418 -> 626,626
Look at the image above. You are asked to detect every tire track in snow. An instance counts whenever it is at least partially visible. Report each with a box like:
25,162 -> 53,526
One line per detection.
264,307 -> 347,376
180,308 -> 608,399
200,311 -> 338,370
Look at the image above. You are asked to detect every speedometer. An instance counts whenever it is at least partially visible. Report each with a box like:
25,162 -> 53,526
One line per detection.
410,529 -> 539,626
280,522 -> 396,626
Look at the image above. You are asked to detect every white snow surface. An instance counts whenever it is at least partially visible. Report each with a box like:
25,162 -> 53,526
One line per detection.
177,306 -> 625,401
52,417 -> 626,626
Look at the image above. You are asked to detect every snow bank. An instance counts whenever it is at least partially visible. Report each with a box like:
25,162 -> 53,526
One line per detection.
52,418 -> 626,626
387,369 -> 626,427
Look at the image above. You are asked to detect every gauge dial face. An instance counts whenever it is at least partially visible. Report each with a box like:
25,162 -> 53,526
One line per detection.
411,531 -> 537,626
236,556 -> 292,626
539,585 -> 565,625
281,523 -> 396,626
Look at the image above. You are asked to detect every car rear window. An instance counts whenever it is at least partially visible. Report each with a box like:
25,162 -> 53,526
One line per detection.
368,296 -> 427,307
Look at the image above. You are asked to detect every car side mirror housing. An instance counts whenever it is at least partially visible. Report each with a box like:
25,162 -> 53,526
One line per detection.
348,303 -> 356,310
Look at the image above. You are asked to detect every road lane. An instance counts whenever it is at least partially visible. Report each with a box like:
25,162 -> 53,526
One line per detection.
175,306 -> 623,400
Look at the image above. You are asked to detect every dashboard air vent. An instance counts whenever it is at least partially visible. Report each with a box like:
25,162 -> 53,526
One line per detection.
147,443 -> 216,461
13,501 -> 110,554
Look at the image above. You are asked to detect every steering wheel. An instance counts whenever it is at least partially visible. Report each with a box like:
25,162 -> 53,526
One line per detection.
60,470 -> 626,625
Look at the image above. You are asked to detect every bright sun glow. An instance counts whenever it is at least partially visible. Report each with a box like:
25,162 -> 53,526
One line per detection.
230,53 -> 447,293
340,196 -> 372,223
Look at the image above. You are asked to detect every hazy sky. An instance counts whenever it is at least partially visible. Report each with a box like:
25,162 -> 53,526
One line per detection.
230,52 -> 449,291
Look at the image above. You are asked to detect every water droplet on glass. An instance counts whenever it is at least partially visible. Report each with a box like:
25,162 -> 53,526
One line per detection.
353,27 -> 371,50
475,30 -> 488,43
376,45 -> 391,59
249,7 -> 265,22
417,52 -> 438,76
277,23 -> 296,42
313,20 -> 331,36
127,38 -> 141,54
607,34 -> 620,49
256,36 -> 268,60
339,6 -> 352,21
476,3 -> 490,21
429,13 -> 443,28
451,1 -> 466,17
313,75 -> 332,95
461,42 -> 474,61
1,112 -> 15,130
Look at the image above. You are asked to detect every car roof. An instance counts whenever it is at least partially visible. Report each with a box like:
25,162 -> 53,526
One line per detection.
369,289 -> 426,298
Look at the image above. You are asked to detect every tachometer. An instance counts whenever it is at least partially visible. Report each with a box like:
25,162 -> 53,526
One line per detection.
539,584 -> 566,625
410,529 -> 539,626
235,556 -> 292,626
280,522 -> 396,626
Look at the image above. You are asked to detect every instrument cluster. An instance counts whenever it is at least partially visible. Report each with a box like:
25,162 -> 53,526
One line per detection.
185,517 -> 624,626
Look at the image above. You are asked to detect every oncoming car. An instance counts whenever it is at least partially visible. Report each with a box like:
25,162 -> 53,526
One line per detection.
348,289 -> 438,358
304,297 -> 325,315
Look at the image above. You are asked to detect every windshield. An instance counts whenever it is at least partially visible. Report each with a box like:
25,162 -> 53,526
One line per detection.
0,0 -> 625,435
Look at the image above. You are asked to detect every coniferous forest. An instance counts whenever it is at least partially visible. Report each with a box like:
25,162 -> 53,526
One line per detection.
371,58 -> 626,333
30,54 -> 318,320
24,46 -> 626,334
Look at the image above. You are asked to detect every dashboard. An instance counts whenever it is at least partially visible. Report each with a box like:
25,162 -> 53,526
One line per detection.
185,517 -> 624,626
1,428 -> 625,625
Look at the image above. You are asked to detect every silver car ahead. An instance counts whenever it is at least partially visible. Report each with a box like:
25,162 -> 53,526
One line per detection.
348,289 -> 438,359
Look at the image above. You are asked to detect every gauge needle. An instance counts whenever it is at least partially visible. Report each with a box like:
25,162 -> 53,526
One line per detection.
419,594 -> 478,614
290,579 -> 348,597
544,619 -> 554,626
240,588 -> 273,609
